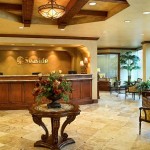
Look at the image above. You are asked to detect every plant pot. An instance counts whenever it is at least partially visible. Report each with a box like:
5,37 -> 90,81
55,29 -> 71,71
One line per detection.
47,95 -> 61,108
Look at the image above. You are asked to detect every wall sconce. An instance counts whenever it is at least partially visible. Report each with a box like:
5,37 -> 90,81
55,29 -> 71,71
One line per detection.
80,57 -> 89,74
97,68 -> 101,73
97,68 -> 101,80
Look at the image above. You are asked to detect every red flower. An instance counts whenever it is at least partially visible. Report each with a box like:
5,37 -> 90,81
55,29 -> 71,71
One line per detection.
32,71 -> 72,102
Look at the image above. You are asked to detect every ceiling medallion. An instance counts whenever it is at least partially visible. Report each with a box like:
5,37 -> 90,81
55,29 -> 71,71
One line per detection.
38,0 -> 65,19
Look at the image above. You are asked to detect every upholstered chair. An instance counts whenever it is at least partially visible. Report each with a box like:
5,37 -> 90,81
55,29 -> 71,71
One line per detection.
139,91 -> 150,134
125,84 -> 140,100
139,107 -> 150,134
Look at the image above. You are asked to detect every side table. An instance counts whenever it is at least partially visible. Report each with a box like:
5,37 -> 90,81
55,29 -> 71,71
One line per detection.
29,103 -> 81,150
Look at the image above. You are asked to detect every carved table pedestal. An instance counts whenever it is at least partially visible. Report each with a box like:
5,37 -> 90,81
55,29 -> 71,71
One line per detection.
29,103 -> 80,150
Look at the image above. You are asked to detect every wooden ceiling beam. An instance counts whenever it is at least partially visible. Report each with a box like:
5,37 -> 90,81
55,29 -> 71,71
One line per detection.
0,10 -> 21,23
58,0 -> 89,29
22,0 -> 34,27
97,0 -> 128,4
0,3 -> 22,11
78,10 -> 108,17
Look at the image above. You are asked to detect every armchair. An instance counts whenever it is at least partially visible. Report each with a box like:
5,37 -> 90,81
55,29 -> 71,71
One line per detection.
139,91 -> 150,134
142,91 -> 150,107
125,83 -> 141,100
139,107 -> 150,134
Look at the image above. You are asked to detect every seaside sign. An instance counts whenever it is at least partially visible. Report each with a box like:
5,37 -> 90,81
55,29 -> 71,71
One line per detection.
16,56 -> 48,65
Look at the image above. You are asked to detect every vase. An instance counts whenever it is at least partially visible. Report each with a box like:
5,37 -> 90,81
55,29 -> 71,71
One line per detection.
47,95 -> 61,109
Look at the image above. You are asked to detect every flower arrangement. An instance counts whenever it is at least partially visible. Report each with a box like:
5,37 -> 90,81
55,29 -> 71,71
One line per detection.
32,71 -> 72,103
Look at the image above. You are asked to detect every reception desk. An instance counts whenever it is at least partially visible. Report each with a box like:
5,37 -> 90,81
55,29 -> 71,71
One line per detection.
0,74 -> 93,109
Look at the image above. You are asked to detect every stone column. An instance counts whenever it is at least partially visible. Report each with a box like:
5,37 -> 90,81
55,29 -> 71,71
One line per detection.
142,42 -> 150,81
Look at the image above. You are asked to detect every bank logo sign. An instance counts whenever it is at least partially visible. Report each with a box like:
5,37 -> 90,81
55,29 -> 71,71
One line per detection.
17,56 -> 48,65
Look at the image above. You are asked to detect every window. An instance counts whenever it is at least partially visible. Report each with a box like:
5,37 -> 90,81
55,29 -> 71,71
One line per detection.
97,54 -> 118,79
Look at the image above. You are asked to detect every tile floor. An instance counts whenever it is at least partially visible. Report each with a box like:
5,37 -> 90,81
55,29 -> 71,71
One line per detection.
0,92 -> 150,150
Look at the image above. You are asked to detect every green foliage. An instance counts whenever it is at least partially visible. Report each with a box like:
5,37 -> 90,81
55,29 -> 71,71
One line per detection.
32,71 -> 72,102
120,51 -> 140,83
123,80 -> 135,86
136,80 -> 150,92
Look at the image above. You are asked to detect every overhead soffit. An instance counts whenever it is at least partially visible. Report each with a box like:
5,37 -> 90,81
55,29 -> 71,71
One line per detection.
0,44 -> 84,51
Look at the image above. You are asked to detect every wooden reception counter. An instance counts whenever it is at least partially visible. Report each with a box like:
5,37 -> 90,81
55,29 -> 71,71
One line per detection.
0,74 -> 93,110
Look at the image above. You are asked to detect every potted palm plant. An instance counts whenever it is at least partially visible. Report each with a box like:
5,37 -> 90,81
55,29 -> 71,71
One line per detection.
120,51 -> 140,85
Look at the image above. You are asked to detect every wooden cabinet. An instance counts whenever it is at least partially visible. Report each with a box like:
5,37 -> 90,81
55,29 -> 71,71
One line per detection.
70,79 -> 92,105
98,81 -> 111,91
0,81 -> 35,109
23,82 -> 35,104
0,75 -> 93,109
0,83 -> 9,104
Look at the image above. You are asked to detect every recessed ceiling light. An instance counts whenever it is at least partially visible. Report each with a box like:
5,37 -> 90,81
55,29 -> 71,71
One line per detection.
141,33 -> 144,36
143,11 -> 150,15
60,28 -> 65,31
124,20 -> 131,23
89,2 -> 96,6
19,26 -> 24,29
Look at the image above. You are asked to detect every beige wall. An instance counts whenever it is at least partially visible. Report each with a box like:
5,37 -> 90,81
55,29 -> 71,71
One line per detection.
142,43 -> 150,81
0,50 -> 72,75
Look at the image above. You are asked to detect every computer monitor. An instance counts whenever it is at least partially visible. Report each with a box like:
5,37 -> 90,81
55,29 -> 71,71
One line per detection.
32,72 -> 41,75
68,71 -> 77,74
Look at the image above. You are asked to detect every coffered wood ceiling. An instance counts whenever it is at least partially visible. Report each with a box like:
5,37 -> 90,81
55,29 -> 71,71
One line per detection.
0,0 -> 150,49
0,0 -> 129,28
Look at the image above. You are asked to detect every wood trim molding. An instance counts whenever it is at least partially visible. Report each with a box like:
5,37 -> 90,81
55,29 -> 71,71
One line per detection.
0,3 -> 22,11
97,52 -> 120,54
0,34 -> 99,41
97,47 -> 138,51
78,10 -> 108,17
141,41 -> 150,45
136,46 -> 142,50
97,0 -> 128,4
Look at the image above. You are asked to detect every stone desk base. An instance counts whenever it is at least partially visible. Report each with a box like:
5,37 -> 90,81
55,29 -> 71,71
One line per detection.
29,103 -> 81,150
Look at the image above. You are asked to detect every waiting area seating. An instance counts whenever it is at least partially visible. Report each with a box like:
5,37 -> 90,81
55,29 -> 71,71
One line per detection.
139,91 -> 150,134
139,107 -> 150,134
110,81 -> 122,94
110,80 -> 127,96
125,84 -> 140,100
99,77 -> 142,100
125,78 -> 142,100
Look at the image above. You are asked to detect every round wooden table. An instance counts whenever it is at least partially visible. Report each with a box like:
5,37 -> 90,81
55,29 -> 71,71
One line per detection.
29,103 -> 81,150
